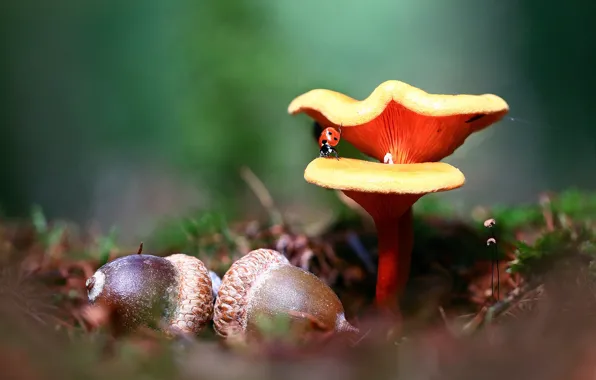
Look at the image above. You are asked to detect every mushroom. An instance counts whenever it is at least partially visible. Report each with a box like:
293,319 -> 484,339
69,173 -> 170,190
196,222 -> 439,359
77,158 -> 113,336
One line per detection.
86,249 -> 214,336
288,80 -> 509,164
213,248 -> 357,343
303,157 -> 465,310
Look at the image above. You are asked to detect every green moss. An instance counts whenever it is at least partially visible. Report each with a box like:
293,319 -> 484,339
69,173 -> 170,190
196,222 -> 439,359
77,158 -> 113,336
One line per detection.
509,227 -> 596,277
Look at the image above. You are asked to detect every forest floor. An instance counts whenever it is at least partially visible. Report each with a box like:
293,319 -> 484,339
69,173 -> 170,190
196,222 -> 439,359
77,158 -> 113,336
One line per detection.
1,189 -> 596,380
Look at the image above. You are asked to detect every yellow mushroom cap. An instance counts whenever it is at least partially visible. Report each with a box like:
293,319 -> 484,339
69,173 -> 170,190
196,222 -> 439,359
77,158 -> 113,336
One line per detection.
304,157 -> 465,195
289,80 -> 509,164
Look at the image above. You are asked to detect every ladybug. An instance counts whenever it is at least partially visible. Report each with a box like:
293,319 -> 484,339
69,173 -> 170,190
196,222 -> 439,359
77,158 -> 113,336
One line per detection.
316,123 -> 341,159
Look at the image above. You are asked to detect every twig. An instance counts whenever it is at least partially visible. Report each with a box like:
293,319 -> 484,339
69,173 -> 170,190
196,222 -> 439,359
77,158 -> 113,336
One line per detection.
346,231 -> 376,274
239,166 -> 283,226
485,280 -> 541,321
459,279 -> 541,336
539,193 -> 555,232
460,306 -> 489,335
438,306 -> 462,336
349,328 -> 371,347
298,249 -> 314,270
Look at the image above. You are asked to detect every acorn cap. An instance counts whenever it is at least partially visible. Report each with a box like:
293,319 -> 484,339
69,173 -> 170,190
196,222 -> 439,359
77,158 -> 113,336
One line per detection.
164,254 -> 214,335
213,249 -> 290,338
288,80 -> 509,163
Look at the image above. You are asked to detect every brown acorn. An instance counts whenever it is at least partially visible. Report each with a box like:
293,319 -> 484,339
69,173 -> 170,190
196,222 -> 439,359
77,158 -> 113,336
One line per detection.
213,248 -> 357,341
86,248 -> 214,336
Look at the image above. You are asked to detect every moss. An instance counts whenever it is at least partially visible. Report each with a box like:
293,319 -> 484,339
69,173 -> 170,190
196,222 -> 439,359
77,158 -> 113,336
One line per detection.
509,227 -> 596,277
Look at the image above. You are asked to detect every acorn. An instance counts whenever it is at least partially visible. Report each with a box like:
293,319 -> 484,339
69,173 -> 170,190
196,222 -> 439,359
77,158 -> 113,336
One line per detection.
213,248 -> 357,342
85,245 -> 214,336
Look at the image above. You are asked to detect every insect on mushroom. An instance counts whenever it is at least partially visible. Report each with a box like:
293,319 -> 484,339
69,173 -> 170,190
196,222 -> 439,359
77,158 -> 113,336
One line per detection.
317,124 -> 342,160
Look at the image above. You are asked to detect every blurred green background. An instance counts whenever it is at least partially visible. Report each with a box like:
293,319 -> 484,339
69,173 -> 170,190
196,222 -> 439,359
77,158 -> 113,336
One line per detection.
1,0 -> 595,240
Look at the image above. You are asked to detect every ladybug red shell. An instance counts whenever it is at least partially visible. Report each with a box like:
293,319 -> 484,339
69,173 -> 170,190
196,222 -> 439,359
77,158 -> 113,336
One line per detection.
316,124 -> 341,159
318,127 -> 341,148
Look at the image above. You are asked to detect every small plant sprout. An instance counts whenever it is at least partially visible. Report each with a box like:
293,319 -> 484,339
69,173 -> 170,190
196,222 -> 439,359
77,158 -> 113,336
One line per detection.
484,218 -> 500,301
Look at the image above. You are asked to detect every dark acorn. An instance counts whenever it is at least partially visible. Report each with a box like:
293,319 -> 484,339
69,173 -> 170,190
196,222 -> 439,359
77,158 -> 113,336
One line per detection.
86,247 -> 214,336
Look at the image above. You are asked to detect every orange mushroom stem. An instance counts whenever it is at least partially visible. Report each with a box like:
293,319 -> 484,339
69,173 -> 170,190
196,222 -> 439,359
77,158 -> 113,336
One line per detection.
344,192 -> 419,307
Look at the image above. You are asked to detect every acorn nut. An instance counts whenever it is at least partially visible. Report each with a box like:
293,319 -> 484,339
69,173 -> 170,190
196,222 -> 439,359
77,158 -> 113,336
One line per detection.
213,248 -> 358,341
86,248 -> 214,336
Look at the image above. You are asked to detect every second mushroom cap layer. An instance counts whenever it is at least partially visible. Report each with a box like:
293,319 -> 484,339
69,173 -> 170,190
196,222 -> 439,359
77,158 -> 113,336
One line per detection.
304,157 -> 465,194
